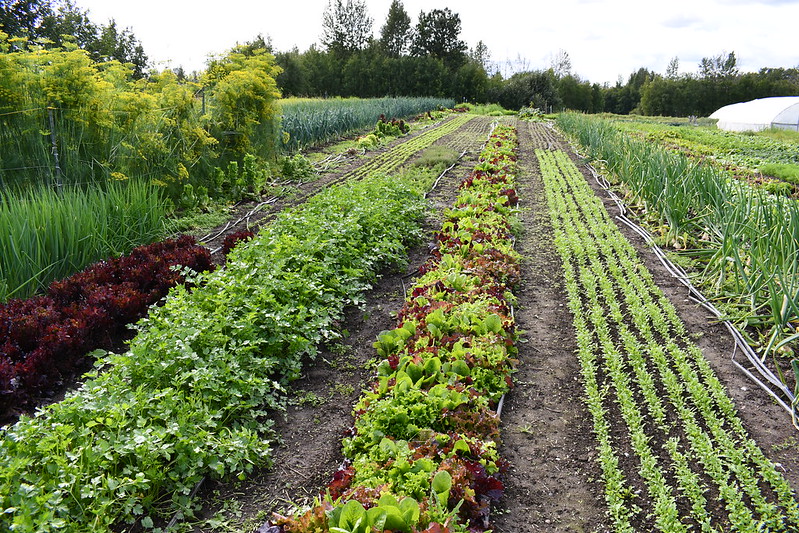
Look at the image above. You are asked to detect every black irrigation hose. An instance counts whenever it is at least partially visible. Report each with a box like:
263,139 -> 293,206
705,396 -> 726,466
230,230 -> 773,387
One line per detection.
578,152 -> 797,426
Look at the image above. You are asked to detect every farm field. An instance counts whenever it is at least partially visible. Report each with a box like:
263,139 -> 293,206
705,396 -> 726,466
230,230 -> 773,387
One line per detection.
601,115 -> 799,196
2,113 -> 799,532
166,117 -> 799,532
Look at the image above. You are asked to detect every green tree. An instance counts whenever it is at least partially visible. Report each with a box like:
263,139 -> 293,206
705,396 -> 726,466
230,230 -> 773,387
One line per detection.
0,0 -> 53,39
237,33 -> 273,56
450,60 -> 489,102
699,51 -> 739,79
38,0 -> 95,49
301,44 -> 342,96
275,47 -> 307,97
666,56 -> 679,79
411,8 -> 467,69
91,19 -> 148,78
469,40 -> 491,72
379,0 -> 410,57
488,70 -> 560,111
1,1 -> 149,77
558,74 -> 594,111
321,0 -> 373,58
550,48 -> 571,79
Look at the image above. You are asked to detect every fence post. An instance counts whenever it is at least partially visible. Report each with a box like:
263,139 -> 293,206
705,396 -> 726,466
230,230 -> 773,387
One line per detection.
48,106 -> 63,194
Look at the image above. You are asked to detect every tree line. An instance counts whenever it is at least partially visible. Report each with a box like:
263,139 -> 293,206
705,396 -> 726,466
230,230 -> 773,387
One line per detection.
2,0 -> 798,117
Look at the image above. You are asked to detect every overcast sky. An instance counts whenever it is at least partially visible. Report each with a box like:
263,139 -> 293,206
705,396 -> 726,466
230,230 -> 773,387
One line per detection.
76,0 -> 799,86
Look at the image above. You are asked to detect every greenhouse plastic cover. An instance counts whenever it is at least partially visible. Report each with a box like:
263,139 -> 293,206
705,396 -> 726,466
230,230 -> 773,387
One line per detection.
710,96 -> 799,132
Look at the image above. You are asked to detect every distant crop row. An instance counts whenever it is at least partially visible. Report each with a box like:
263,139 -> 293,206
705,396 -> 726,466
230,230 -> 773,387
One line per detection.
280,97 -> 454,151
343,114 -> 476,181
271,125 -> 521,533
538,146 -> 799,532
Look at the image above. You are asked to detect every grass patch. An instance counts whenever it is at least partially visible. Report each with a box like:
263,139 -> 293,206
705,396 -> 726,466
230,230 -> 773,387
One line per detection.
760,163 -> 799,185
413,145 -> 460,169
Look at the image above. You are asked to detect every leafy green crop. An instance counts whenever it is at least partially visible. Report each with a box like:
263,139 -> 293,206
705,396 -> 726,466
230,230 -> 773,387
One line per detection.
275,125 -> 520,533
0,168 -> 433,531
538,144 -> 799,531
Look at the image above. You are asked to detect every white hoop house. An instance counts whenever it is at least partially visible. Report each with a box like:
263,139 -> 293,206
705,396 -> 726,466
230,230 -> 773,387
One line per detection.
710,96 -> 799,132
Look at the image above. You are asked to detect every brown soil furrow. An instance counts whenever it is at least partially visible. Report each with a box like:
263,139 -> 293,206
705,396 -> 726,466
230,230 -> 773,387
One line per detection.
489,119 -> 611,533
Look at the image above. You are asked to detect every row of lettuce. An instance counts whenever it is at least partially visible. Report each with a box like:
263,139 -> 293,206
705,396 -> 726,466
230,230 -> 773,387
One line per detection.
0,157 -> 443,529
268,125 -> 521,533
538,146 -> 799,531
557,113 -> 799,383
0,235 -> 214,419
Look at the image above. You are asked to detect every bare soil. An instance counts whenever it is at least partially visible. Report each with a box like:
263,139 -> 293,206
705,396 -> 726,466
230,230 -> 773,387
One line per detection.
159,117 -> 799,532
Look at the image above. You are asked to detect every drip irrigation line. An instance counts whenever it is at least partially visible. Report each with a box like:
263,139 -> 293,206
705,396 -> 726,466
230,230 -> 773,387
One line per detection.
582,161 -> 797,423
424,149 -> 468,199
165,477 -> 205,530
196,196 -> 279,249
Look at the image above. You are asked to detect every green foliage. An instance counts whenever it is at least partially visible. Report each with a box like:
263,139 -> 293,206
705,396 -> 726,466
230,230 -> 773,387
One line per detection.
0,180 -> 168,301
279,96 -> 453,151
518,106 -> 544,120
487,70 -> 561,111
204,47 -> 282,164
0,170 -> 431,530
378,0 -> 411,57
411,8 -> 467,69
277,153 -> 316,182
321,0 -> 373,58
413,145 -> 459,169
538,144 -> 799,531
278,126 -> 519,533
760,163 -> 799,185
761,179 -> 794,197
0,1 -> 149,77
374,116 -> 409,138
557,113 -> 799,356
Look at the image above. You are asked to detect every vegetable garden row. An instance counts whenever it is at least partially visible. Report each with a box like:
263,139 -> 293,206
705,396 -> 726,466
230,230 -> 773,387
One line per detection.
268,124 -> 521,533
537,141 -> 799,531
0,112 -> 483,531
2,109 -> 799,532
557,114 -> 799,414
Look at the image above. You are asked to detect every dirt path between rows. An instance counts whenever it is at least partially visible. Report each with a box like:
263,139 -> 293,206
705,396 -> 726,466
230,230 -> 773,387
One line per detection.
184,116 -> 496,531
186,118 -> 799,533
489,121 -> 612,533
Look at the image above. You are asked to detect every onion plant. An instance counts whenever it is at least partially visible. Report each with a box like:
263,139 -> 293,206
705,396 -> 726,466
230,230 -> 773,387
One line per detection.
0,180 -> 169,301
557,112 -> 799,360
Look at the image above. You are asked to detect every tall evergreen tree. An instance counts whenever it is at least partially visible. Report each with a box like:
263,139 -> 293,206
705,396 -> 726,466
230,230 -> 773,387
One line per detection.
320,0 -> 373,58
379,0 -> 410,57
0,0 -> 53,38
411,8 -> 466,69
469,40 -> 491,72
39,0 -> 96,49
92,19 -> 148,78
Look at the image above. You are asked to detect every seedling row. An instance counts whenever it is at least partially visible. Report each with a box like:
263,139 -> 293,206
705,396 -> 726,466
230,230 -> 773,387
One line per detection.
344,115 -> 476,180
537,144 -> 799,531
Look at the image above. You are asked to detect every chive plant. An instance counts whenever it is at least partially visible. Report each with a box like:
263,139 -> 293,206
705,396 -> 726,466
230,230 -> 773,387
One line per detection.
0,180 -> 169,301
